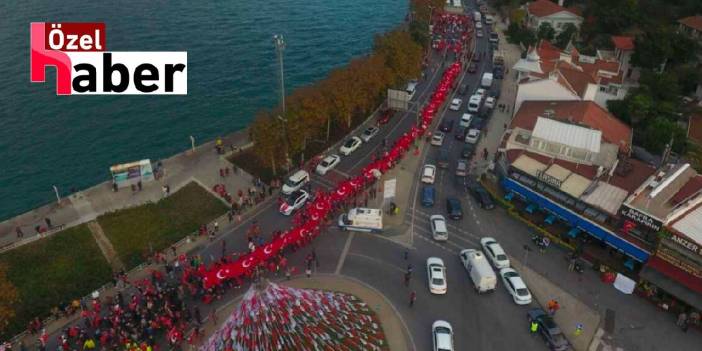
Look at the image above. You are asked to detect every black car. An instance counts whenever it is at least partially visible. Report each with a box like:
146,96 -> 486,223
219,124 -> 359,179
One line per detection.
461,144 -> 475,159
468,62 -> 478,71
493,66 -> 504,79
454,127 -> 468,141
470,117 -> 486,130
440,119 -> 454,133
437,147 -> 450,169
446,197 -> 463,220
470,183 -> 495,210
527,308 -> 570,351
458,83 -> 469,95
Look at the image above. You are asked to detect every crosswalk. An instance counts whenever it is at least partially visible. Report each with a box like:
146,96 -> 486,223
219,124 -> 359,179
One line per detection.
406,207 -> 485,257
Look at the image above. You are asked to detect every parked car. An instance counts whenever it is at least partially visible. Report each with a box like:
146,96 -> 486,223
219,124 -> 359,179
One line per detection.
421,186 -> 436,207
440,119 -> 454,132
282,170 -> 310,195
480,237 -> 510,269
449,98 -> 462,111
467,62 -> 478,73
459,113 -> 473,128
377,108 -> 394,125
476,88 -> 487,98
360,126 -> 379,142
527,308 -> 571,351
279,189 -> 310,216
430,215 -> 448,241
437,147 -> 450,169
489,32 -> 499,43
467,95 -> 481,113
432,320 -> 454,351
446,197 -> 463,220
493,66 -> 504,79
315,154 -> 341,175
427,257 -> 447,294
461,144 -> 475,159
469,182 -> 495,209
339,136 -> 362,156
431,131 -> 445,146
454,127 -> 468,141
465,129 -> 480,144
475,21 -> 483,29
484,96 -> 496,110
476,29 -> 484,37
455,160 -> 468,177
421,164 -> 437,184
499,268 -> 532,305
470,117 -> 486,130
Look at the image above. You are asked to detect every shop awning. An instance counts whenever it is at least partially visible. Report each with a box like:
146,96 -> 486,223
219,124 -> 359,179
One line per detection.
640,261 -> 702,312
502,177 -> 650,262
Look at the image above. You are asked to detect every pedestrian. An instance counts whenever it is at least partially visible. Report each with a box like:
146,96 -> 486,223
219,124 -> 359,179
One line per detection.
677,312 -> 688,329
209,309 -> 218,326
530,320 -> 539,335
409,291 -> 416,307
403,250 -> 409,260
311,249 -> 319,268
404,272 -> 411,287
15,226 -> 23,238
305,267 -> 312,278
44,217 -> 53,229
137,181 -> 142,191
214,221 -> 219,232
574,323 -> 583,337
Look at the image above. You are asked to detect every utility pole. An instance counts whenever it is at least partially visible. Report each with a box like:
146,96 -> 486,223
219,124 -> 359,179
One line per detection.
273,34 -> 290,170
52,185 -> 60,205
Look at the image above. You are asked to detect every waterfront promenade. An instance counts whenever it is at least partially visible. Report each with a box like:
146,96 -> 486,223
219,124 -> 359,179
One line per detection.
0,131 -> 253,252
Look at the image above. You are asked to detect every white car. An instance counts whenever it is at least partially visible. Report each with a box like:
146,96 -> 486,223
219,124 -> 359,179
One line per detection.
432,320 -> 454,351
427,257 -> 447,295
464,129 -> 480,144
484,96 -> 496,110
315,154 -> 341,175
467,95 -> 481,113
421,164 -> 437,184
449,98 -> 462,111
475,21 -> 483,29
430,215 -> 448,241
476,88 -> 487,98
499,268 -> 532,305
480,237 -> 510,269
339,136 -> 362,155
281,170 -> 310,195
459,113 -> 473,128
279,189 -> 310,216
360,126 -> 380,142
476,29 -> 484,38
431,131 -> 445,146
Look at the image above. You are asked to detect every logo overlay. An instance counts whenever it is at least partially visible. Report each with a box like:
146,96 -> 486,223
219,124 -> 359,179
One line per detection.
30,22 -> 187,95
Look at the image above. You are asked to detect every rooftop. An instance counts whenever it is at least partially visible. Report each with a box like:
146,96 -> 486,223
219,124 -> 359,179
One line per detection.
511,101 -> 632,152
532,117 -> 602,153
611,36 -> 635,51
679,15 -> 702,32
689,112 -> 702,145
626,164 -> 698,220
527,0 -> 581,18
670,203 -> 702,246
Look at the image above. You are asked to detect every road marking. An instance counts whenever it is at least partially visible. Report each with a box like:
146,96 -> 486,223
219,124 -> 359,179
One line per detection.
347,252 -> 407,274
415,234 -> 458,255
335,232 -> 355,274
412,224 -> 480,248
329,168 -> 351,178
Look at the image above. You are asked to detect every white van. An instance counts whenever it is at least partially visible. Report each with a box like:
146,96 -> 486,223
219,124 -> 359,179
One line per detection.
467,95 -> 482,113
281,170 -> 310,195
459,249 -> 497,293
473,11 -> 482,23
481,72 -> 494,88
406,80 -> 418,99
338,208 -> 383,233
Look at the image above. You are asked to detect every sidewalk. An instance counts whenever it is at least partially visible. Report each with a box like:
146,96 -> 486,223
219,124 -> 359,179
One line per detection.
511,259 -> 601,351
0,130 -> 254,252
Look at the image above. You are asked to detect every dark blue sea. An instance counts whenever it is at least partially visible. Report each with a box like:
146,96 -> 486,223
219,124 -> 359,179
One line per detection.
0,0 -> 406,220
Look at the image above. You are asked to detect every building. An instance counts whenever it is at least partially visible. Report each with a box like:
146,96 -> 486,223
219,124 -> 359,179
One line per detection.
609,36 -> 640,83
689,112 -> 702,146
513,40 -> 635,111
678,15 -> 702,42
499,100 -> 657,269
526,0 -> 583,33
634,166 -> 702,312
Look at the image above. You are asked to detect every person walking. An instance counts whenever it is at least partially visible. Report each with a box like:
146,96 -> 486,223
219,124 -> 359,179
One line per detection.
44,217 -> 53,230
404,272 -> 411,287
15,226 -> 23,238
677,312 -> 688,330
574,323 -> 583,337
403,250 -> 409,260
409,291 -> 416,307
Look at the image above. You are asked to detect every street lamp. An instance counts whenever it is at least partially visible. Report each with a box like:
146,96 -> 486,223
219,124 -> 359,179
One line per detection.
52,185 -> 60,205
189,135 -> 195,153
273,34 -> 290,169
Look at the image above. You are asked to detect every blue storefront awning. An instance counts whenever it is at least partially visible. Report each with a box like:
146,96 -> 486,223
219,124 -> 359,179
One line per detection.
502,177 -> 650,262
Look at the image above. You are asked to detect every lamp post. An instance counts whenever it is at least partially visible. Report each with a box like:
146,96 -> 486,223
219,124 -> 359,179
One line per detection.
189,135 -> 195,153
273,34 -> 290,170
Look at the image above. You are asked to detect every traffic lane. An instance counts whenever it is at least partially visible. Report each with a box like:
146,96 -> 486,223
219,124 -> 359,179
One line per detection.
345,231 -> 544,351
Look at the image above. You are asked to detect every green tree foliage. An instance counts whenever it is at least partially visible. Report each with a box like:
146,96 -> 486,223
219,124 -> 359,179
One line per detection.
584,0 -> 640,37
555,23 -> 578,49
638,117 -> 688,154
537,22 -> 556,41
506,23 -> 537,47
0,264 -> 19,333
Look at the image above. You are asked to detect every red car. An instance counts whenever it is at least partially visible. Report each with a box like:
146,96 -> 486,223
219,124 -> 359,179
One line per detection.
377,108 -> 395,125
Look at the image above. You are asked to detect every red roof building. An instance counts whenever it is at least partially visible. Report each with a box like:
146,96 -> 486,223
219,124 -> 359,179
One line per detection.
611,36 -> 635,51
527,0 -> 579,17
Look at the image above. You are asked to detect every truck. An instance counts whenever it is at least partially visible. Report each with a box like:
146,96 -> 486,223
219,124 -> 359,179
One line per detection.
338,207 -> 383,233
459,249 -> 497,293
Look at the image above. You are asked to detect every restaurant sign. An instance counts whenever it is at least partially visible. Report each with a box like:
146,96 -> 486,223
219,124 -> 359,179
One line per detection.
669,233 -> 702,257
619,205 -> 662,231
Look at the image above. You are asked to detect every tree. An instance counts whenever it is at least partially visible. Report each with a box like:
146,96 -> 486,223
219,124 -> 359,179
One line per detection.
250,111 -> 285,175
0,264 -> 19,333
554,23 -> 577,49
638,117 -> 687,154
584,0 -> 640,37
537,22 -> 555,41
631,27 -> 673,70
